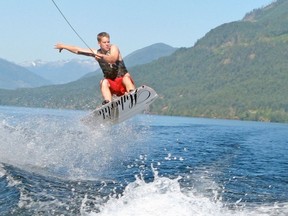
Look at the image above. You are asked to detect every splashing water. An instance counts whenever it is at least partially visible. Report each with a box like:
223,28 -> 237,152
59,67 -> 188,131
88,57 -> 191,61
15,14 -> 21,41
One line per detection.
82,166 -> 288,216
0,107 -> 148,179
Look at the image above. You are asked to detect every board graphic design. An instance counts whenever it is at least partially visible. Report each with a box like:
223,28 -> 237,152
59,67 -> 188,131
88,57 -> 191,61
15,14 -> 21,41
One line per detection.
82,85 -> 158,126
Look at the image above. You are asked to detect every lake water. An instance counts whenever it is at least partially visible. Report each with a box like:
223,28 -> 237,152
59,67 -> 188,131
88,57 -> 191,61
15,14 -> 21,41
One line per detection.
0,106 -> 287,215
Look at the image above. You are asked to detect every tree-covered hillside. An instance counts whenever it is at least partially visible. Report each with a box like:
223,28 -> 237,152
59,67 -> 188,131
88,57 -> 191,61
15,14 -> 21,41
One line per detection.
0,0 -> 287,122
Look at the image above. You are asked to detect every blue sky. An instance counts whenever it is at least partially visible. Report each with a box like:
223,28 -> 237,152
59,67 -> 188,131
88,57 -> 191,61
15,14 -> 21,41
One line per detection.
1,0 -> 273,63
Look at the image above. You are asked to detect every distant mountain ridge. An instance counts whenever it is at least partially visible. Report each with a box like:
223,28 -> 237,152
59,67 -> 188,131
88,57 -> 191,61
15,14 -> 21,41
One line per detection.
124,43 -> 177,67
0,43 -> 177,89
19,58 -> 99,84
0,58 -> 51,89
22,43 -> 177,83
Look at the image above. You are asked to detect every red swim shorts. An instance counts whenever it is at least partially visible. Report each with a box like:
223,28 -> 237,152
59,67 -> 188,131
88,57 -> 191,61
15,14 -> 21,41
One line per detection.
108,76 -> 134,96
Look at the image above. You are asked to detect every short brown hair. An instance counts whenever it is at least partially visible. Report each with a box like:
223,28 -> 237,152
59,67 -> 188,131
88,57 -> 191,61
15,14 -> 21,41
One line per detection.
97,32 -> 110,42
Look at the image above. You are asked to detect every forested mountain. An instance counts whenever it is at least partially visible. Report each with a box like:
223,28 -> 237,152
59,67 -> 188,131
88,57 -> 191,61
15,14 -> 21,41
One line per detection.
0,58 -> 51,89
0,0 -> 287,122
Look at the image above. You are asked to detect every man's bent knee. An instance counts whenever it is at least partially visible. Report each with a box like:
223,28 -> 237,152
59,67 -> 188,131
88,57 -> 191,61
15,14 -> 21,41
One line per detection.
100,79 -> 110,88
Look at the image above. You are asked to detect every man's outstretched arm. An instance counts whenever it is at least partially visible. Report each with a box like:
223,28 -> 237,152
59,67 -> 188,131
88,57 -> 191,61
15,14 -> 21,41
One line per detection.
54,43 -> 96,57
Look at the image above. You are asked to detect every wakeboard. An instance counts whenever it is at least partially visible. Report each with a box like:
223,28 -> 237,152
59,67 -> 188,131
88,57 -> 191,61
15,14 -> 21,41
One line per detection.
82,85 -> 158,126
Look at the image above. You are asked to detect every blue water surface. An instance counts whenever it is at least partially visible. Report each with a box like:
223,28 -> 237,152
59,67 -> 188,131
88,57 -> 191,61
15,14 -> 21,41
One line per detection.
0,106 -> 287,215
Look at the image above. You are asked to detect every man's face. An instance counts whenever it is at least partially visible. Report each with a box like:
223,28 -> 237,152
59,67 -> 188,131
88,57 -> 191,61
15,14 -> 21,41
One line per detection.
99,36 -> 111,52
